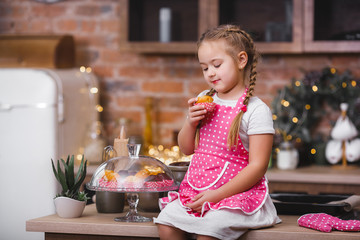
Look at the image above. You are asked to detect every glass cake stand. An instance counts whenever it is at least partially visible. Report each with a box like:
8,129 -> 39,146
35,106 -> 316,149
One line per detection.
87,144 -> 179,222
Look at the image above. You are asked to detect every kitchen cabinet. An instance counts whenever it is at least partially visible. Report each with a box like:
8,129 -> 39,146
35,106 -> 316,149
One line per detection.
304,0 -> 360,53
267,165 -> 360,195
118,0 -> 217,54
119,0 -> 360,54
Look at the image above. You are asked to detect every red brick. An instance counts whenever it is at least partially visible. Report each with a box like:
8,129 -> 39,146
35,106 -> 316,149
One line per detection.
12,20 -> 29,32
0,21 -> 13,32
156,96 -> 189,109
75,5 -> 103,17
100,20 -> 119,33
261,96 -> 274,107
29,19 -> 51,32
142,81 -> 184,93
80,20 -> 97,33
100,49 -> 122,63
282,55 -> 331,70
140,55 -> 164,64
104,110 -> 142,124
31,4 -> 66,17
118,66 -> 161,79
155,127 -> 179,146
187,81 -> 209,96
115,96 -> 145,108
163,65 -> 202,78
254,80 -> 270,96
93,65 -> 114,78
82,35 -> 115,48
57,19 -> 77,32
331,55 -> 360,68
2,4 -> 26,18
156,111 -> 185,124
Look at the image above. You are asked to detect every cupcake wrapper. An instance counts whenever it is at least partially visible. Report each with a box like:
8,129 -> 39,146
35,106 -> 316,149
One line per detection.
196,102 -> 216,112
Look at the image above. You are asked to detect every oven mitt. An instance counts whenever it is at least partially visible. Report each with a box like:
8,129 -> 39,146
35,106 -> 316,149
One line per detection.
298,213 -> 360,232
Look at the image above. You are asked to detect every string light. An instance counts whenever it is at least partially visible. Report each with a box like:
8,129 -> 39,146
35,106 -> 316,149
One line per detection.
80,66 -> 86,72
295,81 -> 301,87
351,80 -> 357,87
295,138 -> 302,143
286,135 -> 292,141
312,85 -> 318,92
330,68 -> 336,74
272,114 -> 277,120
281,100 -> 290,107
310,148 -> 316,154
147,145 -> 191,165
342,82 -> 347,88
292,117 -> 298,123
305,104 -> 311,110
96,105 -> 103,112
90,87 -> 98,94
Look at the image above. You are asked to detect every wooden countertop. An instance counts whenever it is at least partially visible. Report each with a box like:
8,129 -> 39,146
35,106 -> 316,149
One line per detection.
26,204 -> 360,240
266,165 -> 360,185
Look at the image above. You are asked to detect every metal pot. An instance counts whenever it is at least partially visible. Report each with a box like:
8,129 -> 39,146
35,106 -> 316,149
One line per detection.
168,162 -> 189,184
137,192 -> 167,212
95,191 -> 125,213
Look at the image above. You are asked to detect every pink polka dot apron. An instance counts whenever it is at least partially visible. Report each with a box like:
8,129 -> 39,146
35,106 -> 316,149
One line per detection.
160,89 -> 268,217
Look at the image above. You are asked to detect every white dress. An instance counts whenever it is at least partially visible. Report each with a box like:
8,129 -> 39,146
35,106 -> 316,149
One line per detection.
154,92 -> 281,240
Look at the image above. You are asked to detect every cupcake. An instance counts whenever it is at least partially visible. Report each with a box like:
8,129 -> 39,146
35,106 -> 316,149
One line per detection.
195,95 -> 216,112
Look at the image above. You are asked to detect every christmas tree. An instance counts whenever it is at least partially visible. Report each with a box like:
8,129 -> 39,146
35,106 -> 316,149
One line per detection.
271,67 -> 360,165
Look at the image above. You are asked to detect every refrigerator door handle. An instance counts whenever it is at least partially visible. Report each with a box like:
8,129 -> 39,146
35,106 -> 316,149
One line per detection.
0,103 -> 11,111
0,102 -> 57,111
58,94 -> 64,123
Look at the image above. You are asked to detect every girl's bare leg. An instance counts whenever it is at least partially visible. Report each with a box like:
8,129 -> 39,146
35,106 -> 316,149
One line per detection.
197,235 -> 219,240
157,224 -> 187,240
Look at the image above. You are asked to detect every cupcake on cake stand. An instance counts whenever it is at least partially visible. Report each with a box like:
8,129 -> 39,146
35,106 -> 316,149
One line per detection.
87,144 -> 179,222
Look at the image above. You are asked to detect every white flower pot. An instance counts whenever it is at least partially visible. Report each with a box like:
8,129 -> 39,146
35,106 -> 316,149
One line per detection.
54,196 -> 86,218
277,142 -> 299,170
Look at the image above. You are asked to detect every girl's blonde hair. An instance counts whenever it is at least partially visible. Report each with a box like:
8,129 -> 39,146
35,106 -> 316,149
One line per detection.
196,24 -> 259,149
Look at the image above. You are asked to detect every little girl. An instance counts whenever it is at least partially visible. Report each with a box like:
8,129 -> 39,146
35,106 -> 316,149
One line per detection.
154,24 -> 280,240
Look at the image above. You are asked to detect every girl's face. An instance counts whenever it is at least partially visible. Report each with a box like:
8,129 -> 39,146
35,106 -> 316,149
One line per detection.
198,40 -> 246,100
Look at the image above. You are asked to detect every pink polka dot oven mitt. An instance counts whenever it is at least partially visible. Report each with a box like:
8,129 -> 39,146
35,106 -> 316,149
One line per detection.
298,213 -> 360,232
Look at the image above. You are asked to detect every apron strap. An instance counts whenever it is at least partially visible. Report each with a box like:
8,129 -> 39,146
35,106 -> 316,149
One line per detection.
234,88 -> 248,110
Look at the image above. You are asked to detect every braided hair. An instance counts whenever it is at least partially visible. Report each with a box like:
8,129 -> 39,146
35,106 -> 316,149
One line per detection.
196,24 -> 259,149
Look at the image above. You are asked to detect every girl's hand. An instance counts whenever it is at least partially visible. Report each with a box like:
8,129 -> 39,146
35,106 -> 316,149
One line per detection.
187,97 -> 207,128
185,190 -> 222,212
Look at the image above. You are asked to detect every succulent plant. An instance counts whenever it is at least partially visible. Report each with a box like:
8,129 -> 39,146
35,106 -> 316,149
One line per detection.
51,155 -> 89,201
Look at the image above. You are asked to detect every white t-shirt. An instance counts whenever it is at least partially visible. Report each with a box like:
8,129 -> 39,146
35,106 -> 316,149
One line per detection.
198,90 -> 275,151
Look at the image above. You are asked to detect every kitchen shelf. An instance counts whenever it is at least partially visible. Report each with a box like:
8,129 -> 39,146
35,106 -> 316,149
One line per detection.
219,0 -> 303,54
119,0 -> 216,54
304,0 -> 360,53
119,0 -> 360,54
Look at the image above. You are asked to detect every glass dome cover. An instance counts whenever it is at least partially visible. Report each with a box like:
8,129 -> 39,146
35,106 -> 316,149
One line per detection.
87,145 -> 179,193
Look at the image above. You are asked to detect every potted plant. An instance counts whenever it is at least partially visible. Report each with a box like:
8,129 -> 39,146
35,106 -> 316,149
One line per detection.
51,154 -> 89,218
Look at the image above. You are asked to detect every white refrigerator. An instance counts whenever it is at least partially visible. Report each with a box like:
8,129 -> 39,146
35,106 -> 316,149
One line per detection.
0,68 -> 99,240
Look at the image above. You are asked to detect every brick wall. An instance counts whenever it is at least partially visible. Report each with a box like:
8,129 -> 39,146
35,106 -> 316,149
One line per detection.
1,0 -> 360,147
